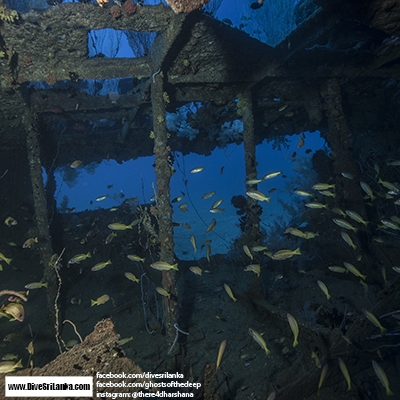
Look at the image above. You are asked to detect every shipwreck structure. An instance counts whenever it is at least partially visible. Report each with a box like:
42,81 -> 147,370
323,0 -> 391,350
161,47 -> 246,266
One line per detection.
1,0 -> 400,399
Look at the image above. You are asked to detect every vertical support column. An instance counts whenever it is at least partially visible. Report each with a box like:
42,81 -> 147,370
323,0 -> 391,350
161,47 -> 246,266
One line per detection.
320,79 -> 364,210
24,109 -> 56,321
242,90 -> 262,245
241,90 -> 263,297
151,72 -> 178,344
320,79 -> 380,283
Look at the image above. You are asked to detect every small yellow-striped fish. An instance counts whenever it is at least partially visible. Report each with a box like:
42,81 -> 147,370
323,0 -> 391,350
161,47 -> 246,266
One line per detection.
317,280 -> 331,301
344,262 -> 366,280
317,364 -> 328,395
243,245 -> 253,260
363,309 -> 387,335
155,287 -> 170,299
124,272 -> 139,283
223,283 -> 237,302
372,360 -> 394,396
341,231 -> 357,250
216,340 -> 226,371
338,358 -> 351,391
249,328 -> 270,356
287,313 -> 299,347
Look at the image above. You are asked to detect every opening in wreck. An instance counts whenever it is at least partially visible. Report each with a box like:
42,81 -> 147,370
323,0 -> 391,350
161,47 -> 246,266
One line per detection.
88,28 -> 157,58
1,0 -> 400,398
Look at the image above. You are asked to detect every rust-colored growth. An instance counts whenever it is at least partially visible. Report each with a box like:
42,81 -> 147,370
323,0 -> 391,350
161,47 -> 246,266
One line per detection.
165,0 -> 211,14
22,55 -> 33,68
110,6 -> 121,19
47,72 -> 57,86
123,0 -> 137,15
150,206 -> 158,215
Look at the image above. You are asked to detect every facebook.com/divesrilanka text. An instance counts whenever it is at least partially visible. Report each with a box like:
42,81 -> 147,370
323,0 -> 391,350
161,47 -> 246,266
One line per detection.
5,372 -> 202,398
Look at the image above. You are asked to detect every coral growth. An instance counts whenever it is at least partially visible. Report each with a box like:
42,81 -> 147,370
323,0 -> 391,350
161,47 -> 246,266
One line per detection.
165,0 -> 211,14
96,0 -> 109,7
123,0 -> 137,15
110,6 -> 122,19
0,6 -> 18,23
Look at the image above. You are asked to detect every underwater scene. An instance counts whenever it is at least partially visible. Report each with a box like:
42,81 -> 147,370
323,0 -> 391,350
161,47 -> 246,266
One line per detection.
1,0 -> 400,399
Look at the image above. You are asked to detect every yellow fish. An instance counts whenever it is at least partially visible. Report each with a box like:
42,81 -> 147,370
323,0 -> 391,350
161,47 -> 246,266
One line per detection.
206,245 -> 211,262
303,231 -> 319,239
27,341 -> 34,355
250,245 -> 268,252
105,232 -> 117,244
0,359 -> 23,374
91,259 -> 112,272
293,189 -> 314,197
341,231 -> 357,250
216,340 -> 226,371
124,272 -> 139,283
249,328 -> 270,356
190,235 -> 196,253
372,360 -> 394,396
201,240 -> 212,249
317,364 -> 328,395
70,160 -> 82,168
243,245 -> 253,260
205,219 -> 216,235
363,309 -> 387,335
1,354 -> 18,361
155,287 -> 170,299
287,313 -> 299,347
318,190 -> 336,198
285,227 -> 306,238
209,208 -> 225,213
190,166 -> 204,173
311,183 -> 335,191
305,202 -> 328,209
189,266 -> 202,276
345,210 -> 368,226
262,170 -> 283,180
108,223 -> 132,230
127,254 -> 145,263
317,280 -> 331,301
96,195 -> 108,202
245,178 -> 263,185
118,336 -> 133,346
338,358 -> 351,391
328,266 -> 347,273
360,181 -> 376,201
266,392 -> 276,400
150,261 -> 179,271
91,294 -> 110,306
68,251 -> 91,265
4,216 -> 17,226
212,199 -> 224,209
244,264 -> 261,277
3,303 -> 24,322
246,190 -> 271,202
271,247 -> 301,260
172,194 -> 185,203
223,283 -> 237,302
24,282 -> 48,289
311,351 -> 321,368
0,252 -> 12,265
202,191 -> 216,199
343,262 -> 366,280
333,218 -> 358,233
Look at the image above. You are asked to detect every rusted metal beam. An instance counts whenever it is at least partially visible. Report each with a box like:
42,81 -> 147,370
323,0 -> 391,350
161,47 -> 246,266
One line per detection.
24,105 -> 57,322
151,71 -> 177,348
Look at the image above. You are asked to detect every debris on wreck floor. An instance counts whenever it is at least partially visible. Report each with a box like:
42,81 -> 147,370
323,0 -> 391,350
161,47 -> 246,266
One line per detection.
0,319 -> 157,400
